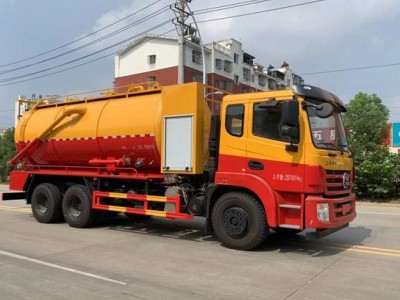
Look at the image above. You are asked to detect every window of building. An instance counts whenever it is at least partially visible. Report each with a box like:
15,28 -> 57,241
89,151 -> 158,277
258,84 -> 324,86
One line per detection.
192,72 -> 203,83
268,79 -> 277,90
258,75 -> 267,86
243,68 -> 251,81
148,76 -> 156,82
215,80 -> 224,90
234,75 -> 239,85
252,101 -> 290,142
192,50 -> 202,64
234,53 -> 239,64
215,59 -> 223,70
226,81 -> 234,92
224,60 -> 233,73
214,80 -> 234,92
147,55 -> 156,65
226,104 -> 244,137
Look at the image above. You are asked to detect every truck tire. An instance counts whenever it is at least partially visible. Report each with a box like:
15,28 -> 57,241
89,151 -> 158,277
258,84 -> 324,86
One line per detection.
62,185 -> 97,228
212,192 -> 268,250
31,183 -> 63,223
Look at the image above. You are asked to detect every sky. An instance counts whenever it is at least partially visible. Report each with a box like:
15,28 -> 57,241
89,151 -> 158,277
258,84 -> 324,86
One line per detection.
1,0 -> 400,129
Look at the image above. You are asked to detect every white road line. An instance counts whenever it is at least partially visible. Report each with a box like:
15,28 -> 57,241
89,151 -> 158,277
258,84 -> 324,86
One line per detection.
357,211 -> 400,216
0,249 -> 127,285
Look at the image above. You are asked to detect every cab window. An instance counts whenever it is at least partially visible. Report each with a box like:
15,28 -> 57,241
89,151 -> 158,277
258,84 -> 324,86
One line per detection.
226,104 -> 244,137
252,102 -> 289,142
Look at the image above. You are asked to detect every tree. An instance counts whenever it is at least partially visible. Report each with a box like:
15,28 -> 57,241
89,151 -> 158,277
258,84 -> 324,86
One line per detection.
343,92 -> 389,154
0,128 -> 17,182
343,93 -> 399,199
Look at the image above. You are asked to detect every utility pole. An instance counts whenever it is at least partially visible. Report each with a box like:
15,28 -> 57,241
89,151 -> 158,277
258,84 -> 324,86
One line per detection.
172,1 -> 206,85
173,0 -> 191,84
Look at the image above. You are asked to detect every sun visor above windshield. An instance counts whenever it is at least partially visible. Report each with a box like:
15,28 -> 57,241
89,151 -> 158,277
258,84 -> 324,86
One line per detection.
293,85 -> 346,112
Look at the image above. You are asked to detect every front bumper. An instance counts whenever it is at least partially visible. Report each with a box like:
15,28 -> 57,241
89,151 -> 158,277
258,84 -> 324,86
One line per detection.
305,193 -> 356,229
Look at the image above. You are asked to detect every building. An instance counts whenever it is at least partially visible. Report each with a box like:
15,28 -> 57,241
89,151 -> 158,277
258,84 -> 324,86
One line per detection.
114,35 -> 303,94
389,122 -> 400,154
15,96 -> 33,127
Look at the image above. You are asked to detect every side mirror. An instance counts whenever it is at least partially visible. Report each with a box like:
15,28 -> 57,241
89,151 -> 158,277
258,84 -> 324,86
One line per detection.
281,100 -> 299,152
282,100 -> 299,127
281,125 -> 299,140
316,102 -> 334,118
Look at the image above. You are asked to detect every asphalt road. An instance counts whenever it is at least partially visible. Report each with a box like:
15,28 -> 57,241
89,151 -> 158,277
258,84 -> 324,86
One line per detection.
1,185 -> 400,300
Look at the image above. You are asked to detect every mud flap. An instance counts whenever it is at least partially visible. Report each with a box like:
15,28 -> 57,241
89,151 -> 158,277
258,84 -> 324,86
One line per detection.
0,191 -> 26,201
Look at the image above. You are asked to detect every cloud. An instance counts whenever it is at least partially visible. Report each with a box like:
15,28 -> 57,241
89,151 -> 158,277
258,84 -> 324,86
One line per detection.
193,0 -> 400,67
73,0 -> 173,53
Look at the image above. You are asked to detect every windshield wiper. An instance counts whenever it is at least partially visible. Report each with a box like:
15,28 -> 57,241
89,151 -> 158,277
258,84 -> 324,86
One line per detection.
316,142 -> 344,154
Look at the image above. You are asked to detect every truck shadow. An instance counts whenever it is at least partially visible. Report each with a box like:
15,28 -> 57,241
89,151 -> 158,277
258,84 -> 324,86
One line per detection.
103,215 -> 372,256
103,215 -> 218,244
256,226 -> 372,256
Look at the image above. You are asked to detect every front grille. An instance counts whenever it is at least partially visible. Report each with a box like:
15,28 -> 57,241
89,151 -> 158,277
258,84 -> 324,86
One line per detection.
334,200 -> 355,218
325,170 -> 353,196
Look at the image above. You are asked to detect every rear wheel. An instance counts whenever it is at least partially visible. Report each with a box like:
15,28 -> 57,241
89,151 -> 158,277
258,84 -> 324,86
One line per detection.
31,183 -> 63,223
212,192 -> 268,250
62,185 -> 98,228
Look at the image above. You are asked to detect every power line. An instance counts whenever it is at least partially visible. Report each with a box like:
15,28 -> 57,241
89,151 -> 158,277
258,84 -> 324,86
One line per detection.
195,0 -> 276,14
301,62 -> 400,75
0,0 -> 167,68
0,20 -> 171,86
0,5 -> 171,76
0,19 -> 172,84
0,0 -> 330,86
0,27 -> 176,87
196,0 -> 328,22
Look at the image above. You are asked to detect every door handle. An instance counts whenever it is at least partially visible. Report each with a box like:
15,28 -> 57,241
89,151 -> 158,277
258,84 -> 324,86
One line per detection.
248,160 -> 264,170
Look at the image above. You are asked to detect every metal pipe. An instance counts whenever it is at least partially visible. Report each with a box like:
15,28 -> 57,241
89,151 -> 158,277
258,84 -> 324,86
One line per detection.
8,107 -> 87,166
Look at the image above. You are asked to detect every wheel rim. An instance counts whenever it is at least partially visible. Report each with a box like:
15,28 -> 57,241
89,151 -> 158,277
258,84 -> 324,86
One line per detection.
222,207 -> 249,238
36,194 -> 49,214
68,197 -> 83,218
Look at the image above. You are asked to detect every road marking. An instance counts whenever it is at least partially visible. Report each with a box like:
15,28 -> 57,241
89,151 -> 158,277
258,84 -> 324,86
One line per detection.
350,248 -> 400,258
0,249 -> 127,285
297,242 -> 400,258
357,211 -> 400,216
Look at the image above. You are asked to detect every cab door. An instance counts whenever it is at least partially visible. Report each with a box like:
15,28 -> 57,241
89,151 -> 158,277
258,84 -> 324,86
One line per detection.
217,100 -> 249,174
246,99 -> 305,193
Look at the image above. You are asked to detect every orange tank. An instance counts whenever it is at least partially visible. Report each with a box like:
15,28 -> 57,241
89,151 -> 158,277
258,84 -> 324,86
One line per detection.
15,82 -> 211,174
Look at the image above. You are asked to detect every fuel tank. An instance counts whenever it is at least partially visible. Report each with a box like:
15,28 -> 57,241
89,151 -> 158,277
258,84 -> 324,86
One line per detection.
15,82 -> 211,174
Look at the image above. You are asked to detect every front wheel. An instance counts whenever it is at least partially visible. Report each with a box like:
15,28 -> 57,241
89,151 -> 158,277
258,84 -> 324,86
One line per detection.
212,192 -> 268,250
62,185 -> 98,228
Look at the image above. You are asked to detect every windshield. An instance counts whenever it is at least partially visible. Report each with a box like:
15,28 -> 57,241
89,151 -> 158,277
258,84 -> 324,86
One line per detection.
305,99 -> 349,153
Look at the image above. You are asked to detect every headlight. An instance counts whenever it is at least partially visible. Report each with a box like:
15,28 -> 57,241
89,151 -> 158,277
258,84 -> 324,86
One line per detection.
316,203 -> 330,222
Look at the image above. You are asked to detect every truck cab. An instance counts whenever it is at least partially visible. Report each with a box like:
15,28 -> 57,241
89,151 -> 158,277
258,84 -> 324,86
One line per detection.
209,84 -> 355,247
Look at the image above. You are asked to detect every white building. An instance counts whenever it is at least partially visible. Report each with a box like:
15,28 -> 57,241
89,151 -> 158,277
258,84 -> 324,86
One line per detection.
15,97 -> 32,127
114,35 -> 303,94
